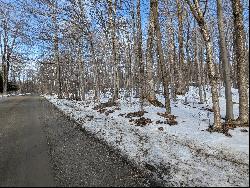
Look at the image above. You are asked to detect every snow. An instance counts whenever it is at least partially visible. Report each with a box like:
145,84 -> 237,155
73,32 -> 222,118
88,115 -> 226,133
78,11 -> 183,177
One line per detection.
0,94 -> 8,101
45,86 -> 249,186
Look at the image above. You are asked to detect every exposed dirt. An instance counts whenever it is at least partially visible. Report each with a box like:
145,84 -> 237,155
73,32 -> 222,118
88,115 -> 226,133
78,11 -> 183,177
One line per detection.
200,107 -> 214,112
148,98 -> 164,108
207,120 -> 249,137
125,111 -> 147,118
157,112 -> 178,125
241,129 -> 248,133
134,117 -> 153,127
93,100 -> 117,110
97,108 -> 107,113
158,127 -> 164,131
105,109 -> 115,116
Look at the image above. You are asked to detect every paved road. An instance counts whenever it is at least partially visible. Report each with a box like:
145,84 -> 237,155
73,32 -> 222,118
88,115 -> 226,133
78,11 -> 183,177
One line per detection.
0,96 -> 150,187
0,96 -> 55,186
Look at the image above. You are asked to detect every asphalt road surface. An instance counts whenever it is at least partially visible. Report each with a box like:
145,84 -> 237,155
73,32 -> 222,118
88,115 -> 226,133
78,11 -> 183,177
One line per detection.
0,96 -> 150,187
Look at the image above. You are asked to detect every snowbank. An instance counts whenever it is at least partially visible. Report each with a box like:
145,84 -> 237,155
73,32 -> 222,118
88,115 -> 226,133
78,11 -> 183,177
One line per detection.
45,87 -> 249,187
0,94 -> 8,101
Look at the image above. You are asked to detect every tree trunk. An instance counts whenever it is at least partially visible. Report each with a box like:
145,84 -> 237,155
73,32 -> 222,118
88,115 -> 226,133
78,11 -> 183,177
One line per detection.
146,0 -> 156,101
77,45 -> 85,101
89,34 -> 100,103
231,0 -> 249,125
152,0 -> 171,113
176,0 -> 185,95
217,0 -> 234,121
2,19 -> 9,95
125,31 -> 132,99
136,0 -> 144,109
107,0 -> 119,102
185,0 -> 222,129
52,1 -> 62,99
197,40 -> 204,103
168,18 -> 176,101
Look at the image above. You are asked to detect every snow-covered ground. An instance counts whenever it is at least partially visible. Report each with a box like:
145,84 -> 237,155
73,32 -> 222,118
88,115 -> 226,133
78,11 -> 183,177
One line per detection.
0,94 -> 8,101
45,86 -> 249,187
0,93 -> 30,99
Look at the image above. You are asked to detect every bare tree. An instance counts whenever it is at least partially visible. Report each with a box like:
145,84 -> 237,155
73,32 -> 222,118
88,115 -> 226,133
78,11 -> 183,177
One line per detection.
176,0 -> 185,95
146,0 -> 157,103
185,0 -> 222,129
216,0 -> 234,121
136,0 -> 144,109
0,5 -> 27,95
107,0 -> 119,102
152,0 -> 171,113
51,0 -> 62,98
231,0 -> 249,125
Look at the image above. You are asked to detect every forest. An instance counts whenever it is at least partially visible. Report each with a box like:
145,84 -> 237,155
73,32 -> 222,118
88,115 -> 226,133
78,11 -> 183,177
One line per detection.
0,0 -> 249,186
0,0 -> 249,131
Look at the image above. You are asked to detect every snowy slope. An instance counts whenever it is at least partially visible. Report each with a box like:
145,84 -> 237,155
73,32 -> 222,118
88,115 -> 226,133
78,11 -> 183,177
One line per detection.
45,87 -> 249,186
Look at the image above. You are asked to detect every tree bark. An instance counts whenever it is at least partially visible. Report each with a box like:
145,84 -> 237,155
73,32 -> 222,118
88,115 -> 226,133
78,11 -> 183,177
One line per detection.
185,0 -> 222,129
176,0 -> 185,95
52,1 -> 62,99
231,0 -> 249,125
107,0 -> 119,102
77,44 -> 85,101
217,0 -> 234,121
197,38 -> 204,103
136,0 -> 144,109
2,19 -> 9,95
146,1 -> 156,101
152,0 -> 171,113
168,21 -> 176,101
89,33 -> 100,103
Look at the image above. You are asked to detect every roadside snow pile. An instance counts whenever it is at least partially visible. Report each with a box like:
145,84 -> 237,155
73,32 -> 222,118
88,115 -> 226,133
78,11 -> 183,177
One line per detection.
0,94 -> 8,101
45,87 -> 249,187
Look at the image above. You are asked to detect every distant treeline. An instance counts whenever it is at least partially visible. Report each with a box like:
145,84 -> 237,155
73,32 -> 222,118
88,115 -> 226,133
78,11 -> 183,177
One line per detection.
0,72 -> 19,93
